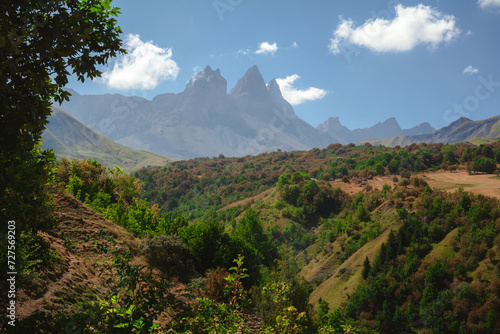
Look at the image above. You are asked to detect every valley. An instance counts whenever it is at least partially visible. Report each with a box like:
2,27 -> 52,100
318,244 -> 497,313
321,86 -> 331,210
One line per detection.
4,1 -> 500,333
12,141 -> 500,333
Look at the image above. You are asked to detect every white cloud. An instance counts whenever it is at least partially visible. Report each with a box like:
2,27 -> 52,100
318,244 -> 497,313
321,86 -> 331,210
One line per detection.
463,65 -> 479,74
237,49 -> 251,55
478,0 -> 500,9
276,75 -> 328,105
329,4 -> 460,54
255,42 -> 278,55
102,34 -> 179,90
192,66 -> 203,77
291,41 -> 298,48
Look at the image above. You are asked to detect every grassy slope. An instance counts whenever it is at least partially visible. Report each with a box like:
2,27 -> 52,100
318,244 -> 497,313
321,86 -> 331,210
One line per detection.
229,178 -> 402,312
223,163 -> 500,312
17,191 -> 143,319
308,227 -> 394,310
305,204 -> 399,310
43,106 -> 175,172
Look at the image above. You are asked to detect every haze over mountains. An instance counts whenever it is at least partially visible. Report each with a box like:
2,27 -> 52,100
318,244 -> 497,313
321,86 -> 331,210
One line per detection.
62,66 -> 327,159
316,116 -> 435,143
363,115 -> 500,147
42,106 -> 173,171
60,65 -> 435,159
57,65 -> 499,160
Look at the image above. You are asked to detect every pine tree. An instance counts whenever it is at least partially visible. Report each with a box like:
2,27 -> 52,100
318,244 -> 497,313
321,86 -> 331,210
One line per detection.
362,256 -> 371,280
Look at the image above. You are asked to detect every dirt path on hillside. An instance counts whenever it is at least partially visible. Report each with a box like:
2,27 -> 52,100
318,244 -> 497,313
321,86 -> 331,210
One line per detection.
17,192 -> 141,320
17,192 -> 264,332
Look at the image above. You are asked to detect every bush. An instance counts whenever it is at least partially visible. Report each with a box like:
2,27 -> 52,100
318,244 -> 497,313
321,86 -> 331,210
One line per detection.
399,178 -> 410,187
140,234 -> 192,279
400,169 -> 411,179
410,176 -> 428,188
471,157 -> 497,174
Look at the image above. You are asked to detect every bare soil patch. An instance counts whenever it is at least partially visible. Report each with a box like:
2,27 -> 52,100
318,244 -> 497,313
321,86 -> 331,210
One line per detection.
330,170 -> 500,200
422,170 -> 500,199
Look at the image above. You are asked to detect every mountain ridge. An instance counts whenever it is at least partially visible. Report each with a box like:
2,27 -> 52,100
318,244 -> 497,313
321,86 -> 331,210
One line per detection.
62,65 -> 334,159
362,115 -> 500,147
60,65 -> 498,160
317,116 -> 435,143
42,106 -> 174,172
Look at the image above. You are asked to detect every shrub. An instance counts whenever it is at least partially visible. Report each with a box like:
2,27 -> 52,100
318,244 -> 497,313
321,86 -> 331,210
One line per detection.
400,169 -> 411,179
410,176 -> 429,188
140,234 -> 192,279
471,157 -> 497,174
399,178 -> 410,187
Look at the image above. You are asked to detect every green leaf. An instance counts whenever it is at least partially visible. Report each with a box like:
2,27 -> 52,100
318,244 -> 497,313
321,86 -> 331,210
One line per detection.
126,304 -> 136,316
111,295 -> 119,304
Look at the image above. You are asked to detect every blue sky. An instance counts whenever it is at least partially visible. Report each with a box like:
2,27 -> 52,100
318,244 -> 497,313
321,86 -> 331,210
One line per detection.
68,0 -> 500,130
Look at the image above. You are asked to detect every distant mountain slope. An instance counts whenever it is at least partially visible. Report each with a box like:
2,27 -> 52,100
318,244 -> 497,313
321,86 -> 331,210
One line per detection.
317,116 -> 435,144
42,106 -> 174,172
61,65 -> 335,159
362,115 -> 500,146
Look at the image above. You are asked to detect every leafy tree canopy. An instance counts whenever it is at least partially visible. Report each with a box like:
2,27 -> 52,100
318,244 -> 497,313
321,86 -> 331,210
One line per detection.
0,0 -> 124,230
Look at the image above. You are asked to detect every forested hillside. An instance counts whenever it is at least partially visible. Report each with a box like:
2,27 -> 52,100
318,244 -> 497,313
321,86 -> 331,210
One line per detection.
135,142 -> 500,218
6,1 -> 499,333
11,141 -> 500,333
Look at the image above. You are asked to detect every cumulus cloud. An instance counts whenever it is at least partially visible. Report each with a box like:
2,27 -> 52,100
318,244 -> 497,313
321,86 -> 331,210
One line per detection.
255,42 -> 278,55
102,34 -> 179,90
329,4 -> 460,54
276,75 -> 328,105
463,65 -> 479,74
478,0 -> 500,9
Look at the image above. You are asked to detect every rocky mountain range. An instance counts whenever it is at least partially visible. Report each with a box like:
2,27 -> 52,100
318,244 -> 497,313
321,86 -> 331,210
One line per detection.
362,115 -> 500,147
316,116 -> 435,143
62,66 -> 335,159
58,65 -> 498,160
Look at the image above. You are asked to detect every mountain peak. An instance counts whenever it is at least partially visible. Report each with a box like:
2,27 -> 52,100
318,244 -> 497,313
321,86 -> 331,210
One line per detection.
184,65 -> 226,96
229,65 -> 268,98
267,78 -> 284,100
445,116 -> 472,130
381,117 -> 401,129
457,116 -> 472,123
317,117 -> 347,133
247,64 -> 260,74
322,116 -> 342,128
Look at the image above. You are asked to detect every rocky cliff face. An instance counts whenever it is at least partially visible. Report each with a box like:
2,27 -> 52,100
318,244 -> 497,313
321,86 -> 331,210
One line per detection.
62,66 -> 333,159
